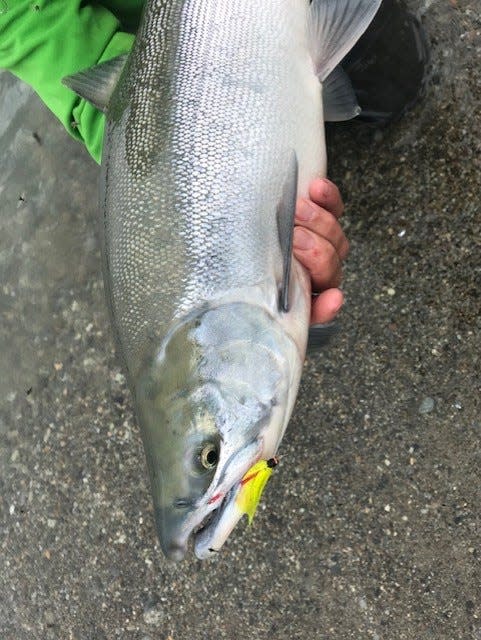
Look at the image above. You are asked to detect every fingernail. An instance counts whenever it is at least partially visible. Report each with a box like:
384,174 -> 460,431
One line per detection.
293,228 -> 314,250
319,179 -> 332,201
296,200 -> 314,221
332,299 -> 344,314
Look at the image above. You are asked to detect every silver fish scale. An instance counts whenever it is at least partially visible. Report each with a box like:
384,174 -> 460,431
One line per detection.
102,0 -> 322,380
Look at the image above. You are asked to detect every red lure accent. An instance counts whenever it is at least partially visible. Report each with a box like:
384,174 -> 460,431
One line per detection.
240,470 -> 260,486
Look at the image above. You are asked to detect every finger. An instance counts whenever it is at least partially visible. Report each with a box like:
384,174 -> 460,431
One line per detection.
295,198 -> 350,261
293,227 -> 343,292
310,289 -> 344,325
308,178 -> 344,218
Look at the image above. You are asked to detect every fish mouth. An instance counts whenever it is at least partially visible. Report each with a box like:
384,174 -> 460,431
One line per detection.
193,484 -> 243,559
158,439 -> 263,560
193,455 -> 279,558
192,501 -> 224,537
159,488 -> 238,560
190,440 -> 264,559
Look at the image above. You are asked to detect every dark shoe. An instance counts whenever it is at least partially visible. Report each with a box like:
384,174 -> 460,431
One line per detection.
340,0 -> 430,126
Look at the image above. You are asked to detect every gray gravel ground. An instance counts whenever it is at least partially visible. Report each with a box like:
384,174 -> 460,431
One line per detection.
1,2 -> 480,639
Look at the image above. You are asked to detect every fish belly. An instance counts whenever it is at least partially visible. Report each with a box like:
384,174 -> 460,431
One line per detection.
102,0 -> 324,380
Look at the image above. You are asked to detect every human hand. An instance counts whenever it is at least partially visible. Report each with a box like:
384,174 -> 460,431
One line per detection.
293,178 -> 349,325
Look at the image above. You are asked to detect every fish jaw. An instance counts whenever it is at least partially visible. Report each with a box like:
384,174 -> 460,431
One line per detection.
194,485 -> 246,559
155,438 -> 264,560
194,458 -> 277,559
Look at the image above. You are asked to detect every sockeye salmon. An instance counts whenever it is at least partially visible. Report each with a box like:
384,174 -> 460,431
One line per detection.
64,0 -> 381,560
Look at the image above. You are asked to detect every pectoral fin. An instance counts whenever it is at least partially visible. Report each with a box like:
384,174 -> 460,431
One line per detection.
277,152 -> 299,313
309,0 -> 382,82
62,54 -> 128,112
323,66 -> 361,122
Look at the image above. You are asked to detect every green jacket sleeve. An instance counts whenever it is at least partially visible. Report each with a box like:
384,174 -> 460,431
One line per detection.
0,0 -> 136,163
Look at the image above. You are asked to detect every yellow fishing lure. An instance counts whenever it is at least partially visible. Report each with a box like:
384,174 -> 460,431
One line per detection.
236,457 -> 279,524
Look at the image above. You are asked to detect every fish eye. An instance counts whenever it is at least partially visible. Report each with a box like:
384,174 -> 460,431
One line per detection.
199,442 -> 219,470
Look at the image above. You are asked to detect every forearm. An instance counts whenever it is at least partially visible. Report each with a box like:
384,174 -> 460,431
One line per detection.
0,0 -> 134,163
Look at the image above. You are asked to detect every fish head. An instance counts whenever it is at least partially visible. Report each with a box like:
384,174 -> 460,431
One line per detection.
134,303 -> 304,560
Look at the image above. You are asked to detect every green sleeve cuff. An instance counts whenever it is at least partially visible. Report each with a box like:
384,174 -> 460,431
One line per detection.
0,0 -> 134,164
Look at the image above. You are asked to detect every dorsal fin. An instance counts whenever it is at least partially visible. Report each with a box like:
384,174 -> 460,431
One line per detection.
62,54 -> 128,112
309,0 -> 382,82
277,152 -> 299,313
